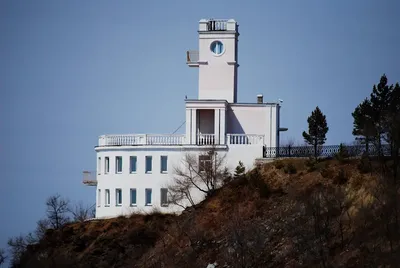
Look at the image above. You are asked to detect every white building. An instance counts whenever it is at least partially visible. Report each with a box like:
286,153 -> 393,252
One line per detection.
83,19 -> 284,218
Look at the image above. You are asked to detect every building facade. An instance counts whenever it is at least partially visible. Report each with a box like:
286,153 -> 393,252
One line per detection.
84,19 -> 283,218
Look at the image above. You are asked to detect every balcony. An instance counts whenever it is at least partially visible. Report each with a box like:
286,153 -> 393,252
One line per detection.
186,50 -> 199,67
83,171 -> 97,186
98,134 -> 186,146
197,134 -> 215,145
97,134 -> 265,147
227,134 -> 264,145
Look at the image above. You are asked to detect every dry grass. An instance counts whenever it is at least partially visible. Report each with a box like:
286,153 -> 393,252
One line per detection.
17,158 -> 400,268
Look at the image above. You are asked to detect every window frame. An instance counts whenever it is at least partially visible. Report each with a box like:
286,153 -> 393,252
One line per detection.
105,189 -> 110,206
145,156 -> 152,174
210,40 -> 225,56
160,155 -> 168,173
160,188 -> 169,207
130,188 -> 137,206
105,157 -> 110,174
97,189 -> 101,207
130,156 -> 137,173
97,157 -> 101,175
145,188 -> 152,206
116,156 -> 123,174
115,188 -> 122,206
199,155 -> 212,173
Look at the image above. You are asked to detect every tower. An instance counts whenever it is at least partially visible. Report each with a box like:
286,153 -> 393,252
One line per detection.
187,19 -> 239,103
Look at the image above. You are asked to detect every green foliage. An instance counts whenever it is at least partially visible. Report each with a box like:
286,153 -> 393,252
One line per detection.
284,163 -> 297,174
234,161 -> 246,178
335,143 -> 349,163
302,106 -> 329,158
352,74 -> 400,159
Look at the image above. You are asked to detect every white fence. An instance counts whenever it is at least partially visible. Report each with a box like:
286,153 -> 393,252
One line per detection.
98,134 -> 265,146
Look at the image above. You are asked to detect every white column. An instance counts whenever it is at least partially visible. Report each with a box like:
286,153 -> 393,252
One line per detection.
185,108 -> 191,145
214,109 -> 220,145
220,108 -> 226,144
191,109 -> 197,144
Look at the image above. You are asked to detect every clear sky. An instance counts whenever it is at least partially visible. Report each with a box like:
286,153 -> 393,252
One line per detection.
1,0 -> 399,255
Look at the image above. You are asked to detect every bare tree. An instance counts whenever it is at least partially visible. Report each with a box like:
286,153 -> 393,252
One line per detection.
7,235 -> 29,267
45,194 -> 70,229
68,201 -> 96,222
168,148 -> 229,209
282,137 -> 296,147
0,248 -> 6,266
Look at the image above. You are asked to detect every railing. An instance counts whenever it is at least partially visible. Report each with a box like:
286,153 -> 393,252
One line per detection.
83,171 -> 97,186
227,134 -> 264,145
263,144 -> 393,158
98,134 -> 186,146
197,134 -> 215,145
186,50 -> 199,65
207,19 -> 228,31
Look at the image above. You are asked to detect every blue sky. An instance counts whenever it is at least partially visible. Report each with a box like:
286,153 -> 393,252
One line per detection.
1,0 -> 399,256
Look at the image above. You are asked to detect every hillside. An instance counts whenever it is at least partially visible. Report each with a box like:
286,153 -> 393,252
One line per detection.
15,158 -> 400,267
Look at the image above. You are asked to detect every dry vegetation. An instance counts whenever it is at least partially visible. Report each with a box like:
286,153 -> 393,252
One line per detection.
13,158 -> 400,268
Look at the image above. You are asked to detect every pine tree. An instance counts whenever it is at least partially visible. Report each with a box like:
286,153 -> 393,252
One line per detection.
234,161 -> 246,178
352,98 -> 375,153
302,106 -> 329,158
370,74 -> 392,153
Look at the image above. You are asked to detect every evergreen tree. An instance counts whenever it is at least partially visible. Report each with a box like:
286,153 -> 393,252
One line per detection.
352,98 -> 375,153
302,106 -> 329,158
234,161 -> 246,178
387,82 -> 400,179
370,74 -> 392,153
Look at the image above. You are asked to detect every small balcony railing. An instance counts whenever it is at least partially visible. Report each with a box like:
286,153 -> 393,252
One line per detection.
197,134 -> 215,145
207,19 -> 228,31
98,134 -> 186,146
226,134 -> 264,145
83,171 -> 97,186
186,50 -> 199,67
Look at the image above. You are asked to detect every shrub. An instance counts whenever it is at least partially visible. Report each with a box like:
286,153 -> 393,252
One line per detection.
274,161 -> 285,170
247,169 -> 270,198
333,168 -> 347,185
320,167 -> 334,179
358,153 -> 372,174
305,157 -> 318,172
284,163 -> 297,174
335,143 -> 349,163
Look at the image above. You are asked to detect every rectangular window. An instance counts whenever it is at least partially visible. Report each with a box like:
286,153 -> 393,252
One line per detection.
145,188 -> 152,206
105,189 -> 110,206
116,156 -> 123,173
97,189 -> 101,207
145,156 -> 152,173
130,156 -> 137,173
97,157 -> 101,175
160,156 -> 168,173
105,157 -> 110,174
130,188 -> 137,206
160,188 -> 168,207
115,189 -> 122,206
199,155 -> 211,172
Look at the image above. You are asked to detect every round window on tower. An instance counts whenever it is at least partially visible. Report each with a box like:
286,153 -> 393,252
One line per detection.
210,40 -> 224,56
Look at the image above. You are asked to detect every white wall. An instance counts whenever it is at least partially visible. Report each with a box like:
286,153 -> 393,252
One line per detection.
198,32 -> 238,102
95,147 -> 186,218
94,144 -> 264,218
226,104 -> 279,147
